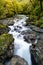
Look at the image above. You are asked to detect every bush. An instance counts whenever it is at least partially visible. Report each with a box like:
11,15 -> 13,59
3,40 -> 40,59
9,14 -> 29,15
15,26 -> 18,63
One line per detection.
32,5 -> 41,16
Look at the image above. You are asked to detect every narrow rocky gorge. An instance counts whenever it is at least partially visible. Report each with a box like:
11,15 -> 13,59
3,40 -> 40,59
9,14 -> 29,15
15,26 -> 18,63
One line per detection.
0,15 -> 43,65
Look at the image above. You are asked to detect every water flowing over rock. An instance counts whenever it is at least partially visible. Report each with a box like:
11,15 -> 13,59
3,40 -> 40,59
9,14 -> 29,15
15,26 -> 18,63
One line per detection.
8,15 -> 32,65
26,16 -> 43,65
1,15 -> 43,65
10,56 -> 28,65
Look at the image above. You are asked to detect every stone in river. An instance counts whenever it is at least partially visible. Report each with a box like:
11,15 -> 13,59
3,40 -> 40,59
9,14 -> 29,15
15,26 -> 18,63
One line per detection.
10,55 -> 28,65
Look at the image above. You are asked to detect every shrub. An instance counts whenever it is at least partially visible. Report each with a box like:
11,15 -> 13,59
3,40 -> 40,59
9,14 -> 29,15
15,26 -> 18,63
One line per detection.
32,5 -> 41,16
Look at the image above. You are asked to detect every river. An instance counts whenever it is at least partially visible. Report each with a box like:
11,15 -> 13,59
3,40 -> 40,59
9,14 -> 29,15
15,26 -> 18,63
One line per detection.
5,15 -> 32,65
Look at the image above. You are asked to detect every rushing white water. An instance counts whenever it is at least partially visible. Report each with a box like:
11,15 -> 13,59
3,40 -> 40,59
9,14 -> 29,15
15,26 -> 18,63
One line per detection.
6,15 -> 32,65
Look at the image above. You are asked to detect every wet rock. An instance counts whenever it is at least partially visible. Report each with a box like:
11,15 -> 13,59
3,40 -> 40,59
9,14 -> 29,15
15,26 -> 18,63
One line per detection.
24,35 -> 31,43
14,26 -> 21,33
24,33 -> 36,43
36,39 -> 43,65
17,26 -> 22,29
0,17 -> 14,25
30,25 -> 43,33
0,63 -> 4,65
30,38 -> 43,65
21,30 -> 32,35
8,20 -> 14,25
10,56 -> 28,65
30,44 -> 39,65
14,26 -> 22,30
0,24 -> 10,35
39,34 -> 43,40
0,34 -> 14,63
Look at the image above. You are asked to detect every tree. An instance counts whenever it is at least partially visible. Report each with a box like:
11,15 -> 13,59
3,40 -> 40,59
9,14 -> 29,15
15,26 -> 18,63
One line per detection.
39,0 -> 42,11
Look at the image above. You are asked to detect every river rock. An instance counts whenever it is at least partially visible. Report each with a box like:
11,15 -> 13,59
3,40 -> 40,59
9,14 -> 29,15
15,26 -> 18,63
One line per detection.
0,34 -> 14,63
24,33 -> 37,43
0,63 -> 4,65
30,43 -> 40,65
14,26 -> 22,31
39,34 -> 43,40
30,25 -> 43,33
21,29 -> 33,35
0,17 -> 14,25
7,20 -> 14,25
10,56 -> 28,65
0,24 -> 10,35
30,37 -> 43,65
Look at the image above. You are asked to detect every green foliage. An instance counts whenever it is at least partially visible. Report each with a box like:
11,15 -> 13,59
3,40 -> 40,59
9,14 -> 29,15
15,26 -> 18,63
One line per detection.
0,24 -> 9,35
0,0 -> 29,19
32,5 -> 41,16
31,17 -> 43,28
0,34 -> 14,55
40,24 -> 43,28
0,24 -> 7,29
0,0 -> 43,20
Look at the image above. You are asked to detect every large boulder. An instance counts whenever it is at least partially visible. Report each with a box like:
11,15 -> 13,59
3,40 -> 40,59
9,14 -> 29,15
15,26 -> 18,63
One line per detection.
24,33 -> 37,43
0,34 -> 14,63
35,39 -> 43,65
21,29 -> 32,35
7,20 -> 14,25
0,17 -> 14,25
10,56 -> 28,65
0,63 -> 4,65
30,25 -> 43,33
30,44 -> 39,65
30,38 -> 43,65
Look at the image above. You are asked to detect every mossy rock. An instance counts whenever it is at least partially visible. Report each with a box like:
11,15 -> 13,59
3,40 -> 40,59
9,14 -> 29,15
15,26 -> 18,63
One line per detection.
40,24 -> 43,28
31,21 -> 36,25
0,34 -> 14,56
0,24 -> 8,29
0,24 -> 10,34
31,19 -> 43,28
10,56 -> 28,65
0,63 -> 4,65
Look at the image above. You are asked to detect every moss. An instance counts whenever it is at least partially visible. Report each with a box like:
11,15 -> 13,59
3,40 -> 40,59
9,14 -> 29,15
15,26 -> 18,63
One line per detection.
35,21 -> 41,26
40,24 -> 43,28
0,34 -> 14,55
30,16 -> 43,28
0,24 -> 9,35
31,21 -> 36,25
0,24 -> 7,29
32,5 -> 41,16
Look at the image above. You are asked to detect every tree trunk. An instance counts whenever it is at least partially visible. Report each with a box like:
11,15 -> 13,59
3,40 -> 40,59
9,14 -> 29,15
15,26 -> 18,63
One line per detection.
40,0 -> 42,11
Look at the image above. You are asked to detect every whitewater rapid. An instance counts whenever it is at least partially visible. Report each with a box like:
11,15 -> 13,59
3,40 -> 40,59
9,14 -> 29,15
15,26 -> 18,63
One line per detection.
5,15 -> 32,65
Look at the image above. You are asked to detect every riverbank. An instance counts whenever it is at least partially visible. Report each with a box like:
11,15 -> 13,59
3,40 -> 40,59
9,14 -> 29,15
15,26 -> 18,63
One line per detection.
0,23 -> 14,65
0,15 -> 43,65
26,15 -> 43,65
0,15 -> 30,65
26,12 -> 43,28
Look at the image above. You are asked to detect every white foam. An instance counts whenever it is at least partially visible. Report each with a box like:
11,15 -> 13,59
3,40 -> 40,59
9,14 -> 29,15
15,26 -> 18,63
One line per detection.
8,15 -> 32,65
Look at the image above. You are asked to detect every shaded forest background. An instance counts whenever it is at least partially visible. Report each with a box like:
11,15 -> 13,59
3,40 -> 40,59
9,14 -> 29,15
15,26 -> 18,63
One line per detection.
0,0 -> 43,28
